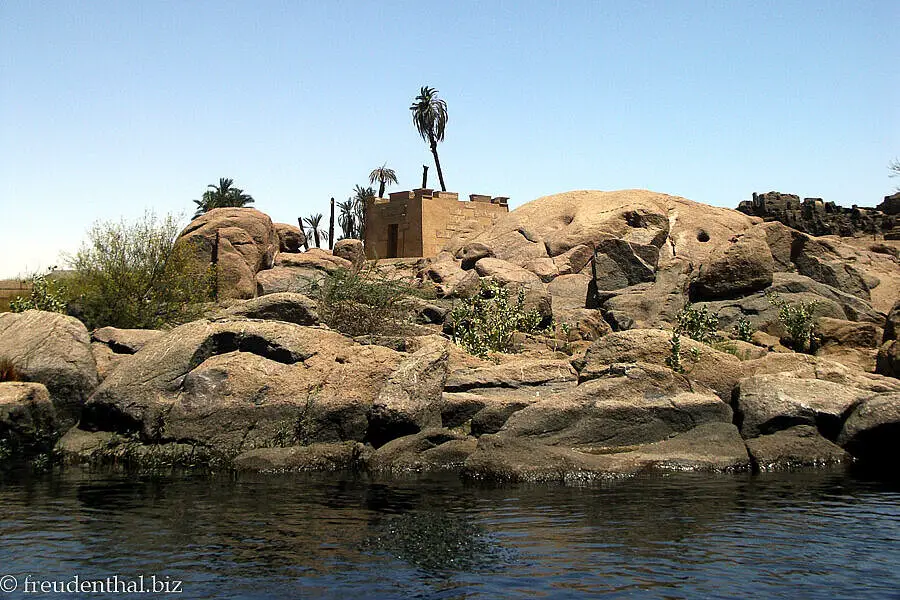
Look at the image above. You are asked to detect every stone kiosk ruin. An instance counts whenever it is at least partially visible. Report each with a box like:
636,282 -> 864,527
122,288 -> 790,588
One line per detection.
365,189 -> 509,259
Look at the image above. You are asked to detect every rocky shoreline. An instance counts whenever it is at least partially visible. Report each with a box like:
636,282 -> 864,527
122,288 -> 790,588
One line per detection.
2,189 -> 898,482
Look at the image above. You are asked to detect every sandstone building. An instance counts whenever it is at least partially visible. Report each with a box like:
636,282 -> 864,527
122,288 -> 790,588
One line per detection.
365,189 -> 509,259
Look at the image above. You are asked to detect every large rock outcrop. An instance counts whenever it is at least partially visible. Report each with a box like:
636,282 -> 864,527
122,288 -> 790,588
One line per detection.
274,223 -> 306,253
733,375 -> 873,439
80,319 -> 404,452
0,310 -> 98,428
463,423 -> 749,482
877,301 -> 900,378
495,363 -> 732,448
175,208 -> 278,300
837,393 -> 900,469
367,342 -> 449,447
688,233 -> 774,300
448,190 -> 763,276
0,382 -> 57,458
256,250 -> 353,296
91,326 -> 164,381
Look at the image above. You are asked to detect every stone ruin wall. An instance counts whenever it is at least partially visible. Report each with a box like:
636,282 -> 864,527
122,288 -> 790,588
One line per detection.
365,189 -> 508,259
737,191 -> 899,239
420,193 -> 508,258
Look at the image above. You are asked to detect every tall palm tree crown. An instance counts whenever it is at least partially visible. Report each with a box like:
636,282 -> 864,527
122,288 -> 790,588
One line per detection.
337,199 -> 357,240
368,164 -> 399,199
193,177 -> 254,218
303,213 -> 328,248
410,86 -> 448,192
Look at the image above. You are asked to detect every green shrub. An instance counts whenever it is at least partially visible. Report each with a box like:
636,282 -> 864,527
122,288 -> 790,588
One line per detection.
765,291 -> 817,353
449,280 -> 547,358
66,212 -> 215,329
674,303 -> 719,345
665,331 -> 685,373
732,316 -> 755,342
308,264 -> 419,337
9,268 -> 68,314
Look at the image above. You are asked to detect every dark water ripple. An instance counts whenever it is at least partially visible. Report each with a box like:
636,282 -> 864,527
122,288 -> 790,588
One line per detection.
0,468 -> 898,599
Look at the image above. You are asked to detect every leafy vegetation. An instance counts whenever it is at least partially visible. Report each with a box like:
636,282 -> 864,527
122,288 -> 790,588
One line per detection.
66,212 -> 216,329
338,185 -> 374,240
410,86 -> 449,191
192,177 -> 254,218
369,164 -> 398,198
766,291 -> 818,353
307,265 -> 419,337
665,332 -> 702,373
666,304 -> 721,373
732,316 -> 755,342
9,268 -> 68,314
449,280 -> 547,358
674,303 -> 720,344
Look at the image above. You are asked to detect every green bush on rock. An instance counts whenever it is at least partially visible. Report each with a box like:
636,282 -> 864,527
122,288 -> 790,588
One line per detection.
9,268 -> 68,314
674,303 -> 720,345
449,280 -> 547,358
765,291 -> 818,353
307,264 -> 419,337
66,212 -> 215,329
732,316 -> 755,342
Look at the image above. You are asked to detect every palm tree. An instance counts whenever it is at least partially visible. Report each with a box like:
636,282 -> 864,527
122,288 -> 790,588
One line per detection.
303,213 -> 327,249
353,185 -> 375,240
369,164 -> 398,198
410,86 -> 448,192
337,199 -> 357,240
336,186 -> 375,240
193,177 -> 254,218
337,199 -> 356,240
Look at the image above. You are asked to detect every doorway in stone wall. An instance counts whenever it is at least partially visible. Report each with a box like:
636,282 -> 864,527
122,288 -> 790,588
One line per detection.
387,223 -> 399,258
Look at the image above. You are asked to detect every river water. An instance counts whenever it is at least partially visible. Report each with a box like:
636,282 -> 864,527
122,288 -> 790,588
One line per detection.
0,468 -> 898,599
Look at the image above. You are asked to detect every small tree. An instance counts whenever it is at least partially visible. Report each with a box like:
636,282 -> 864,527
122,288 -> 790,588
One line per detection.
66,212 -> 215,329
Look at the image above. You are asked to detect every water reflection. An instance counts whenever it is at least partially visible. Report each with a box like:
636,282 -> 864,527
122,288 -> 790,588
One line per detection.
0,468 -> 898,599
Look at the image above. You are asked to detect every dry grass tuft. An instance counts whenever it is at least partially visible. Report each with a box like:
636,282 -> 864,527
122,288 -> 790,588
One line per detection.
0,358 -> 23,382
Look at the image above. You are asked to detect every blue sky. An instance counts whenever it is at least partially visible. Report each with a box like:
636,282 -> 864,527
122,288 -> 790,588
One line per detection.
1,1 -> 897,277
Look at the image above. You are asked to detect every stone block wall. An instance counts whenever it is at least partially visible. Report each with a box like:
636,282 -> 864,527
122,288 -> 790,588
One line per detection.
365,189 -> 509,259
737,191 -> 898,239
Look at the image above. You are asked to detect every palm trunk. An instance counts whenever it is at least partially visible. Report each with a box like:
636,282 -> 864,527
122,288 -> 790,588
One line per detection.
313,230 -> 321,248
378,181 -> 386,198
429,134 -> 446,191
329,198 -> 335,250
